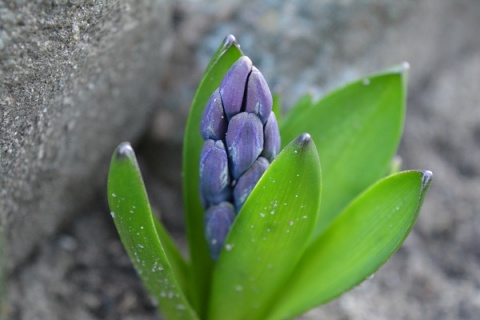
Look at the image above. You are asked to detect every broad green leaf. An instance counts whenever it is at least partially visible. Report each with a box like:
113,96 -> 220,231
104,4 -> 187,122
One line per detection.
153,218 -> 188,291
182,35 -> 243,315
108,143 -> 198,320
281,93 -> 314,124
208,134 -> 322,320
280,66 -> 407,237
272,93 -> 283,125
388,155 -> 403,175
266,170 -> 432,320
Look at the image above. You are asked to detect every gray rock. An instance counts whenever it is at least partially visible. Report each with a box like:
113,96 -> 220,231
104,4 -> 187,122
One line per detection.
0,0 -> 173,271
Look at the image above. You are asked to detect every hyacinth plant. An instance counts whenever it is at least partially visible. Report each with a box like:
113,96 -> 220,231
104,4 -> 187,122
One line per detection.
107,35 -> 432,320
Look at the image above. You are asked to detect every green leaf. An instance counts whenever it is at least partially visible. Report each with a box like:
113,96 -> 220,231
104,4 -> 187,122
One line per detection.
266,170 -> 432,320
388,155 -> 403,175
208,134 -> 322,320
182,35 -> 243,315
272,93 -> 283,125
153,218 -> 189,292
281,93 -> 313,124
108,142 -> 198,320
280,66 -> 408,237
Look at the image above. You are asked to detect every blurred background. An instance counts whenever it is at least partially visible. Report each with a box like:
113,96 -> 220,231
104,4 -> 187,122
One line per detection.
1,0 -> 479,319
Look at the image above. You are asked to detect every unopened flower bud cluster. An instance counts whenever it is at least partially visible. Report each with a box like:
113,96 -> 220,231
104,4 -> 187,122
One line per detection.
199,56 -> 281,259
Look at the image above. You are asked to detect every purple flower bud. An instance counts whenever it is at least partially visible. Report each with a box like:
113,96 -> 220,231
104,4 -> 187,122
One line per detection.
233,157 -> 269,212
245,66 -> 273,124
201,89 -> 227,140
226,112 -> 264,179
219,56 -> 252,120
199,139 -> 231,207
261,112 -> 281,162
200,54 -> 282,260
204,202 -> 236,260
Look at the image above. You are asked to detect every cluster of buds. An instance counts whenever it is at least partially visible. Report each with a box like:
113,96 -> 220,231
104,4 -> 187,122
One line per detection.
199,56 -> 281,259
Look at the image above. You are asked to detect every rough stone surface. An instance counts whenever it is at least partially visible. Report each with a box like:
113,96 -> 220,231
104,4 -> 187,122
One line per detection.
0,0 -> 172,270
5,207 -> 164,320
4,0 -> 480,319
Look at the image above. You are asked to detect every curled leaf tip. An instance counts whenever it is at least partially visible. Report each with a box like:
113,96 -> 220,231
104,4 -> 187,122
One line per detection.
223,34 -> 240,50
116,142 -> 134,159
421,170 -> 433,191
295,133 -> 312,147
